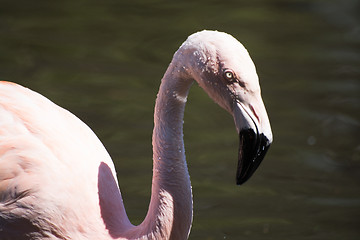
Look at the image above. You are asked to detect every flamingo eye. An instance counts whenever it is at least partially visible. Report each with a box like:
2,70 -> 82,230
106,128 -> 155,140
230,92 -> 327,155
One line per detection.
224,69 -> 235,81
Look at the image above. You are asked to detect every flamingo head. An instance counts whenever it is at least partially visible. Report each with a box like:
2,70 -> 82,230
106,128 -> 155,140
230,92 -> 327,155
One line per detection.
177,30 -> 273,185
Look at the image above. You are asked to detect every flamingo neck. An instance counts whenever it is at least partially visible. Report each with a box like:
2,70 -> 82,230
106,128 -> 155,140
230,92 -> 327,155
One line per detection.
137,62 -> 194,239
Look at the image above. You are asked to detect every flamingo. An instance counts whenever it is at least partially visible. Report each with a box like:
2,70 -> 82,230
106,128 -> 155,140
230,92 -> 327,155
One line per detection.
0,30 -> 272,239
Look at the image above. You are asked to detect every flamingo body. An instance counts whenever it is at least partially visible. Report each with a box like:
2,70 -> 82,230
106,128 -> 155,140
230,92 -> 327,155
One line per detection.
0,81 -> 127,239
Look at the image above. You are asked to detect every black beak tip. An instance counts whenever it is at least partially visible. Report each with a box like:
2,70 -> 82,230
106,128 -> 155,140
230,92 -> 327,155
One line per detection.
236,174 -> 250,185
236,129 -> 271,185
236,177 -> 246,186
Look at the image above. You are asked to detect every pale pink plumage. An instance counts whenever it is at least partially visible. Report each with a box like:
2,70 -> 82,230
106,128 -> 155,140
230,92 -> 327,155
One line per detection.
0,81 -> 127,239
0,30 -> 272,239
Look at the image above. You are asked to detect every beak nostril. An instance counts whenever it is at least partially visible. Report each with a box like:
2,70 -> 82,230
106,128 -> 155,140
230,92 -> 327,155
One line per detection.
249,104 -> 259,123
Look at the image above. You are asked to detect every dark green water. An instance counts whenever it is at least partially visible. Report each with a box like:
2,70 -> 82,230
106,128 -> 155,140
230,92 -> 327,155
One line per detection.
1,0 -> 359,239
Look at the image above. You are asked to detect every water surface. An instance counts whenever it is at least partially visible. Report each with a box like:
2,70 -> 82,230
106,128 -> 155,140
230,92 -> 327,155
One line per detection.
1,0 -> 359,239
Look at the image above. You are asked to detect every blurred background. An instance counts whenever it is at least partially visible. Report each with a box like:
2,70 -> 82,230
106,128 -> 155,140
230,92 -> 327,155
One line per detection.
1,0 -> 359,239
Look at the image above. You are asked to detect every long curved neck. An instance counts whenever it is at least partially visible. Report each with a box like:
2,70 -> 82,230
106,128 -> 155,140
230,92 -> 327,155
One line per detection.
126,61 -> 194,239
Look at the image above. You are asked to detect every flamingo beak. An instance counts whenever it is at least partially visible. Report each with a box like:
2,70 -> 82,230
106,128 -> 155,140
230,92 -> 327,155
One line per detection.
233,101 -> 272,185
